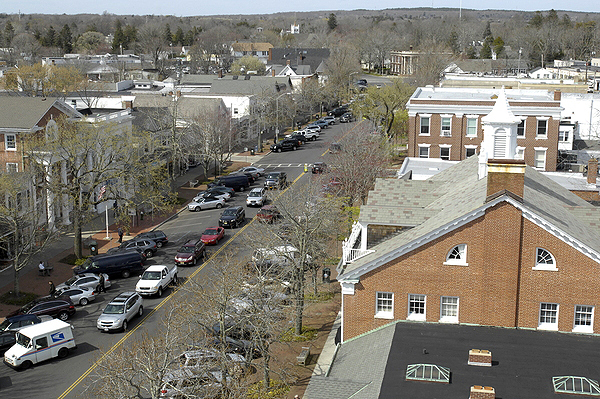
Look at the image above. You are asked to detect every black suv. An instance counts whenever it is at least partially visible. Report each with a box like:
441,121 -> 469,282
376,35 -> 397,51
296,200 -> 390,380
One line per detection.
264,172 -> 287,189
328,107 -> 348,117
219,206 -> 246,228
135,230 -> 169,248
270,139 -> 298,153
174,239 -> 206,266
7,296 -> 76,321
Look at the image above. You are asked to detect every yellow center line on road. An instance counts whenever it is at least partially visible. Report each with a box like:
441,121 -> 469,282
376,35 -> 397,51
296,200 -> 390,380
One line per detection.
58,173 -> 306,399
319,119 -> 367,157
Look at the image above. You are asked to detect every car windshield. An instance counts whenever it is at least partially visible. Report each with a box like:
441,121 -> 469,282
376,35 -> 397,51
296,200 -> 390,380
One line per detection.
248,192 -> 261,198
259,209 -> 275,215
266,173 -> 279,179
222,209 -> 237,216
103,304 -> 125,314
142,271 -> 162,280
20,301 -> 38,313
64,275 -> 79,286
178,246 -> 194,253
0,319 -> 11,331
16,333 -> 31,348
203,229 -> 218,236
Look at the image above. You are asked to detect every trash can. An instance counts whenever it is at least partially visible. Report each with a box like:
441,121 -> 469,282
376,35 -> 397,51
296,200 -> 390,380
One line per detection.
322,267 -> 331,283
89,240 -> 98,256
250,149 -> 255,155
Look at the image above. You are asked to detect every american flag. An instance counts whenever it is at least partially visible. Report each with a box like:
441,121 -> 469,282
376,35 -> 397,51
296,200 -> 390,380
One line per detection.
98,185 -> 106,200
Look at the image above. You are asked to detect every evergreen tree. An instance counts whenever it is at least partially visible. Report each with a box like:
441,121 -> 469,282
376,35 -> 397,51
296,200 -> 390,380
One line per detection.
112,20 -> 125,53
3,21 -> 15,47
466,45 -> 477,59
43,26 -> 57,47
482,21 -> 492,39
58,24 -> 73,53
183,29 -> 195,46
327,13 -> 338,31
173,27 -> 184,46
480,36 -> 493,59
492,36 -> 504,57
164,23 -> 173,44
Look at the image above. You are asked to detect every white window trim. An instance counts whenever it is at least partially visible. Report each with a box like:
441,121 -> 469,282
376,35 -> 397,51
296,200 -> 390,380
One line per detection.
375,292 -> 394,319
6,163 -> 18,173
533,147 -> 547,170
466,116 -> 478,137
517,117 -> 527,138
532,247 -> 557,271
4,134 -> 16,151
444,244 -> 468,266
573,305 -> 594,333
418,144 -> 430,158
538,302 -> 559,331
440,115 -> 452,137
419,114 -> 431,136
407,294 -> 426,321
536,117 -> 549,139
439,144 -> 451,160
439,296 -> 459,324
515,146 -> 525,160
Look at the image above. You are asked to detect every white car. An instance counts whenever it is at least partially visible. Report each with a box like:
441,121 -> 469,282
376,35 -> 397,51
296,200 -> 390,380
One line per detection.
237,166 -> 265,178
56,273 -> 111,292
246,188 -> 267,207
54,286 -> 97,306
193,191 -> 231,202
188,196 -> 225,211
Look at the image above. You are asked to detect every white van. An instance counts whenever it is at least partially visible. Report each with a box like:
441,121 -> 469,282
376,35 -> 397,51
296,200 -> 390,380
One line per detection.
4,319 -> 76,369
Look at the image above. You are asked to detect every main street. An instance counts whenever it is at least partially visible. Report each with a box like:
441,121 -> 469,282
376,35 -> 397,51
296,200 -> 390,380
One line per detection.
0,119 -> 360,399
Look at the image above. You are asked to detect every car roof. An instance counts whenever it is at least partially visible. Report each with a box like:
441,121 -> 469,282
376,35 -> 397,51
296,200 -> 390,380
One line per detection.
249,188 -> 263,192
183,239 -> 202,246
260,205 -> 278,210
6,314 -> 39,322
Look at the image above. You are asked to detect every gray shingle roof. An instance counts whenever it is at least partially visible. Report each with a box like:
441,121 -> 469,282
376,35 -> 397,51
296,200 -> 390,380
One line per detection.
0,97 -> 61,130
340,155 -> 600,279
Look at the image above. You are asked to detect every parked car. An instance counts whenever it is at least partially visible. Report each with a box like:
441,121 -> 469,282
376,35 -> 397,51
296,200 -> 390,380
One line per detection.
56,272 -> 112,292
105,246 -> 147,261
328,107 -> 348,117
270,139 -> 298,153
206,185 -> 236,197
237,166 -> 265,178
208,174 -> 250,192
0,314 -> 52,333
322,115 -> 336,125
201,227 -> 225,245
340,112 -> 355,123
0,331 -> 16,356
305,124 -> 321,132
219,206 -> 246,228
174,239 -> 206,266
285,132 -> 308,144
188,196 -> 226,212
109,238 -> 157,259
256,205 -> 281,223
329,142 -> 342,154
312,162 -> 327,174
193,190 -> 231,202
264,171 -> 287,189
135,230 -> 169,248
97,292 -> 143,332
210,336 -> 262,359
53,286 -> 97,306
7,296 -> 76,321
309,120 -> 329,130
237,171 -> 256,184
135,265 -> 178,297
159,367 -> 227,399
246,188 -> 267,207
73,252 -> 145,279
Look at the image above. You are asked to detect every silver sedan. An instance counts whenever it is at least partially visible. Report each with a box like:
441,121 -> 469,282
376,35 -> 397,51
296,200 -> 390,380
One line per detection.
188,196 -> 225,211
55,286 -> 97,306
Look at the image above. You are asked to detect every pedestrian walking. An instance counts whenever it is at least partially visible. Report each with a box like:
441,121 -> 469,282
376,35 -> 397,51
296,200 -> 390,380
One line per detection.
38,261 -> 47,276
48,281 -> 56,296
97,273 -> 105,293
118,227 -> 123,243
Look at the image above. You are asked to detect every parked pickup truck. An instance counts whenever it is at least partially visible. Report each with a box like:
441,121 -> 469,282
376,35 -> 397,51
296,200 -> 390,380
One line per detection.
286,129 -> 319,141
135,265 -> 178,297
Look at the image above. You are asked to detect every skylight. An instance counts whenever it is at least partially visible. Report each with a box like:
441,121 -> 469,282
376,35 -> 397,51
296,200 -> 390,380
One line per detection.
406,364 -> 450,384
553,376 -> 600,396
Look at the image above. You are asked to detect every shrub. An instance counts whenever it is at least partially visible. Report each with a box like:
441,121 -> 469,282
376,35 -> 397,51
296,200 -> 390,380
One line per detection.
0,291 -> 38,306
247,379 -> 289,399
280,326 -> 318,342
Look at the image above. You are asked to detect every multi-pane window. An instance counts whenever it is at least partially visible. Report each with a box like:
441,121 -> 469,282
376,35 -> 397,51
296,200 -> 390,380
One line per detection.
376,292 -> 394,319
537,119 -> 548,137
539,303 -> 559,330
558,130 -> 569,142
465,147 -> 477,158
441,117 -> 451,136
515,147 -> 525,160
534,149 -> 547,169
466,118 -> 477,137
408,294 -> 426,321
419,146 -> 430,158
440,146 -> 450,161
440,296 -> 459,323
574,305 -> 594,333
517,120 -> 525,137
535,248 -> 556,270
6,163 -> 18,174
420,116 -> 430,135
5,134 -> 16,151
445,244 -> 467,265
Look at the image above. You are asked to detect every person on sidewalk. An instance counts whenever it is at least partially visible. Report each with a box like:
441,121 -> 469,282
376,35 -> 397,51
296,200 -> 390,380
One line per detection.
118,227 -> 124,243
38,261 -> 47,276
48,281 -> 56,296
96,274 -> 105,293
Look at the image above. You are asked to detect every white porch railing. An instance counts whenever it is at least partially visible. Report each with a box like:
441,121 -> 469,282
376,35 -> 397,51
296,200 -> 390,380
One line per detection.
342,222 -> 374,264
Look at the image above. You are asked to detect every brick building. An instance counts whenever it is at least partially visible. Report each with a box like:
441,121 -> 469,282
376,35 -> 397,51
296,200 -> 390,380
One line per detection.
406,87 -> 564,171
338,91 -> 600,342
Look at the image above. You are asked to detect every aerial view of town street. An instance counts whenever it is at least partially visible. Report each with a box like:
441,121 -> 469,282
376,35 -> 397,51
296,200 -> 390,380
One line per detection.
1,1 -> 600,398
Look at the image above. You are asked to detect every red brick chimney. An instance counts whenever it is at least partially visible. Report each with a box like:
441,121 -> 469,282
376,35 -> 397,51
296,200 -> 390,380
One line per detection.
272,69 -> 275,77
588,158 -> 598,184
486,159 -> 526,199
554,90 -> 561,101
470,386 -> 495,399
468,349 -> 492,367
286,59 -> 291,66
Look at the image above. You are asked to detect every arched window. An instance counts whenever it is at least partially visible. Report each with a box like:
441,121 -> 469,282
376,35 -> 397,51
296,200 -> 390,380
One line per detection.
444,244 -> 467,266
533,248 -> 557,271
45,119 -> 58,141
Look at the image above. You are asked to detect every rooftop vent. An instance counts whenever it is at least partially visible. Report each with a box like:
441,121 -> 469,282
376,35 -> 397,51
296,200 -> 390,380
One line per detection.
405,364 -> 450,384
553,376 -> 600,396
468,349 -> 492,367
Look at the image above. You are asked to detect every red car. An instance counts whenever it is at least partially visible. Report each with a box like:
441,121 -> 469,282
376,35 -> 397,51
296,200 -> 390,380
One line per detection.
201,226 -> 225,245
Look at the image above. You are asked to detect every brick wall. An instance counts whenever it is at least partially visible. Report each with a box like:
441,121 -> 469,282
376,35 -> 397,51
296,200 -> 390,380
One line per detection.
342,201 -> 600,340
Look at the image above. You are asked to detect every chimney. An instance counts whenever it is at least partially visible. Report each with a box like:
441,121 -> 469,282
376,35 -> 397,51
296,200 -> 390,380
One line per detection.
469,386 -> 495,399
409,45 -> 413,51
218,69 -> 223,79
554,90 -> 561,101
468,349 -> 492,367
286,59 -> 291,66
272,69 -> 276,77
587,158 -> 598,184
123,100 -> 132,109
486,159 -> 526,200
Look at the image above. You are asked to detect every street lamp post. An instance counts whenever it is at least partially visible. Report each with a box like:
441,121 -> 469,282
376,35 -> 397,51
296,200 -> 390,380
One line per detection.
275,92 -> 290,143
348,71 -> 359,101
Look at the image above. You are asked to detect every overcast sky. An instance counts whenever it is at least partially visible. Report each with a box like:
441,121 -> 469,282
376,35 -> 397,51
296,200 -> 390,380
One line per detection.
2,1 -> 599,16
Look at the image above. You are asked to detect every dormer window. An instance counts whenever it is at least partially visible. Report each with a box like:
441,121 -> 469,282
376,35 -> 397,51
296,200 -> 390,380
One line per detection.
444,244 -> 468,266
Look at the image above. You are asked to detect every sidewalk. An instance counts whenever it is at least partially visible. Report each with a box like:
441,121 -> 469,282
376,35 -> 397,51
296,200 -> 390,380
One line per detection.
0,151 -> 268,317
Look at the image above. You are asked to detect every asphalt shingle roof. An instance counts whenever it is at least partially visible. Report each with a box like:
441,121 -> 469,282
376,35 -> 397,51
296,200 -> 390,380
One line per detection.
0,97 -> 60,130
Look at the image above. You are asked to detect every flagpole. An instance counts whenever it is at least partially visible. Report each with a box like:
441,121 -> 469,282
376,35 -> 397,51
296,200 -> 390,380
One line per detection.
105,203 -> 111,240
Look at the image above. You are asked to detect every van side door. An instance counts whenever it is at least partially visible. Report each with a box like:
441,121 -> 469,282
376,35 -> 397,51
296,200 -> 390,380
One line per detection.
34,336 -> 53,363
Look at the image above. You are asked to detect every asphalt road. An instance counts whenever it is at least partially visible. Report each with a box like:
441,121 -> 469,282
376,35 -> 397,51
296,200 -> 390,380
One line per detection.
0,119 -> 360,399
